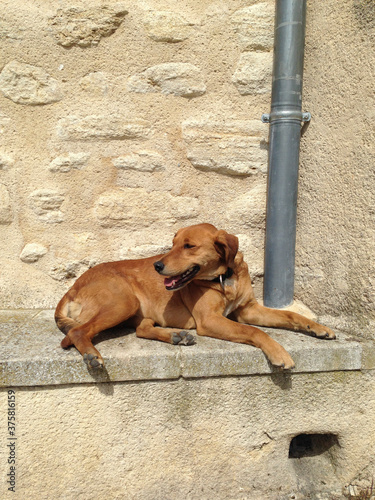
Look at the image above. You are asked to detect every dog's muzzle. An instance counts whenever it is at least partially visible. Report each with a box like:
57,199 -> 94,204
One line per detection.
154,261 -> 200,290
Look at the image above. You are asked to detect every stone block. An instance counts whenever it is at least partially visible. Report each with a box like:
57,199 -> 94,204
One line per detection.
49,259 -> 96,281
49,5 -> 128,47
231,3 -> 274,51
0,184 -> 13,224
143,11 -> 195,42
57,115 -> 151,141
79,72 -> 113,94
48,153 -> 90,173
94,188 -> 199,228
112,151 -> 164,172
182,118 -> 268,175
232,52 -> 273,95
0,61 -> 63,105
20,243 -> 48,263
128,62 -> 206,98
29,189 -> 65,223
180,330 -> 363,378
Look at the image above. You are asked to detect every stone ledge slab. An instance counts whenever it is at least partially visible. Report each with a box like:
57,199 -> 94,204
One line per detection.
0,309 -> 372,387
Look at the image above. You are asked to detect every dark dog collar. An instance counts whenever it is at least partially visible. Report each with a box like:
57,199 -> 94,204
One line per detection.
211,267 -> 234,286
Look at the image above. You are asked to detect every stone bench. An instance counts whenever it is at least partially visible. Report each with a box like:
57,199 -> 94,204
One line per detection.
1,309 -> 374,499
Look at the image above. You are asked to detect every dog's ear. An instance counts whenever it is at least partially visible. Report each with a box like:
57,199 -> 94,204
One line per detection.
214,230 -> 239,268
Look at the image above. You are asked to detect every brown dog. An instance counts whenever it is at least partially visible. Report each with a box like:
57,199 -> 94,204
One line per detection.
55,223 -> 335,369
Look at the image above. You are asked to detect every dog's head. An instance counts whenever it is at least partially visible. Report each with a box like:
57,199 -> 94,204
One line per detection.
154,223 -> 239,291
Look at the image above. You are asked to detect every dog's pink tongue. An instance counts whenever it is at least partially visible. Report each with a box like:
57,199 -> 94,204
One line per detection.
164,277 -> 177,288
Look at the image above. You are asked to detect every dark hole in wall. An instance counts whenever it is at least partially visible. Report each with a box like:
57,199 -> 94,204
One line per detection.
288,433 -> 339,459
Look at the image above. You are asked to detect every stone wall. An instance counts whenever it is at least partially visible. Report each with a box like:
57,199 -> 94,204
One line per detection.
0,0 -> 373,336
2,370 -> 375,500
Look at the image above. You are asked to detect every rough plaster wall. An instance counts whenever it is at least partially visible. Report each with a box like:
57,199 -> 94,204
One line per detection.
296,0 -> 375,336
0,0 -> 373,337
1,372 -> 375,499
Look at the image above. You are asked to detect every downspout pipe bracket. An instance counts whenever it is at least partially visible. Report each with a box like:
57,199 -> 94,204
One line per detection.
261,111 -> 311,124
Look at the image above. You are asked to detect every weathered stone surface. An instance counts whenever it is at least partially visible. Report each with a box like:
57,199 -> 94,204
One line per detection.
143,11 -> 195,42
49,5 -> 128,47
0,113 -> 10,134
0,61 -> 63,105
79,72 -> 113,94
0,20 -> 24,41
57,115 -> 151,141
119,244 -> 170,260
20,243 -> 48,263
49,152 -> 90,173
362,275 -> 375,310
29,189 -> 65,223
128,63 -> 206,98
94,188 -> 199,228
182,119 -> 268,175
236,233 -> 264,277
0,152 -> 14,170
227,182 -> 267,229
113,151 -> 164,172
231,3 -> 274,51
0,184 -> 13,224
232,52 -> 273,95
0,262 -> 63,309
49,259 -> 96,281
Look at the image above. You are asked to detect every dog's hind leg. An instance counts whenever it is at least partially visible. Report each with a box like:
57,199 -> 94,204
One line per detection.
57,275 -> 141,368
66,317 -> 105,368
55,290 -> 82,344
63,290 -> 140,368
66,302 -> 139,368
135,318 -> 195,346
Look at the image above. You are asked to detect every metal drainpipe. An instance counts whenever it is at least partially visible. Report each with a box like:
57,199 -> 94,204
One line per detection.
261,0 -> 311,308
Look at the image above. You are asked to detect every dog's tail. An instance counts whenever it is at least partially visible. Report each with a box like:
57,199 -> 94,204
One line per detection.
55,290 -> 82,348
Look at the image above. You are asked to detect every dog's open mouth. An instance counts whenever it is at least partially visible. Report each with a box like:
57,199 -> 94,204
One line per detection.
164,265 -> 200,290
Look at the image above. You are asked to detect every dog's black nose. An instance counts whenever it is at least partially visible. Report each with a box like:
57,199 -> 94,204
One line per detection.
154,261 -> 165,273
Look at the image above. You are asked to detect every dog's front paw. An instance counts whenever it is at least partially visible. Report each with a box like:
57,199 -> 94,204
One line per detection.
267,345 -> 295,370
172,331 -> 195,346
308,324 -> 336,340
83,352 -> 104,369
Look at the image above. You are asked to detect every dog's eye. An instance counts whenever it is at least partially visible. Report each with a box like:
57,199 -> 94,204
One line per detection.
184,243 -> 195,249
